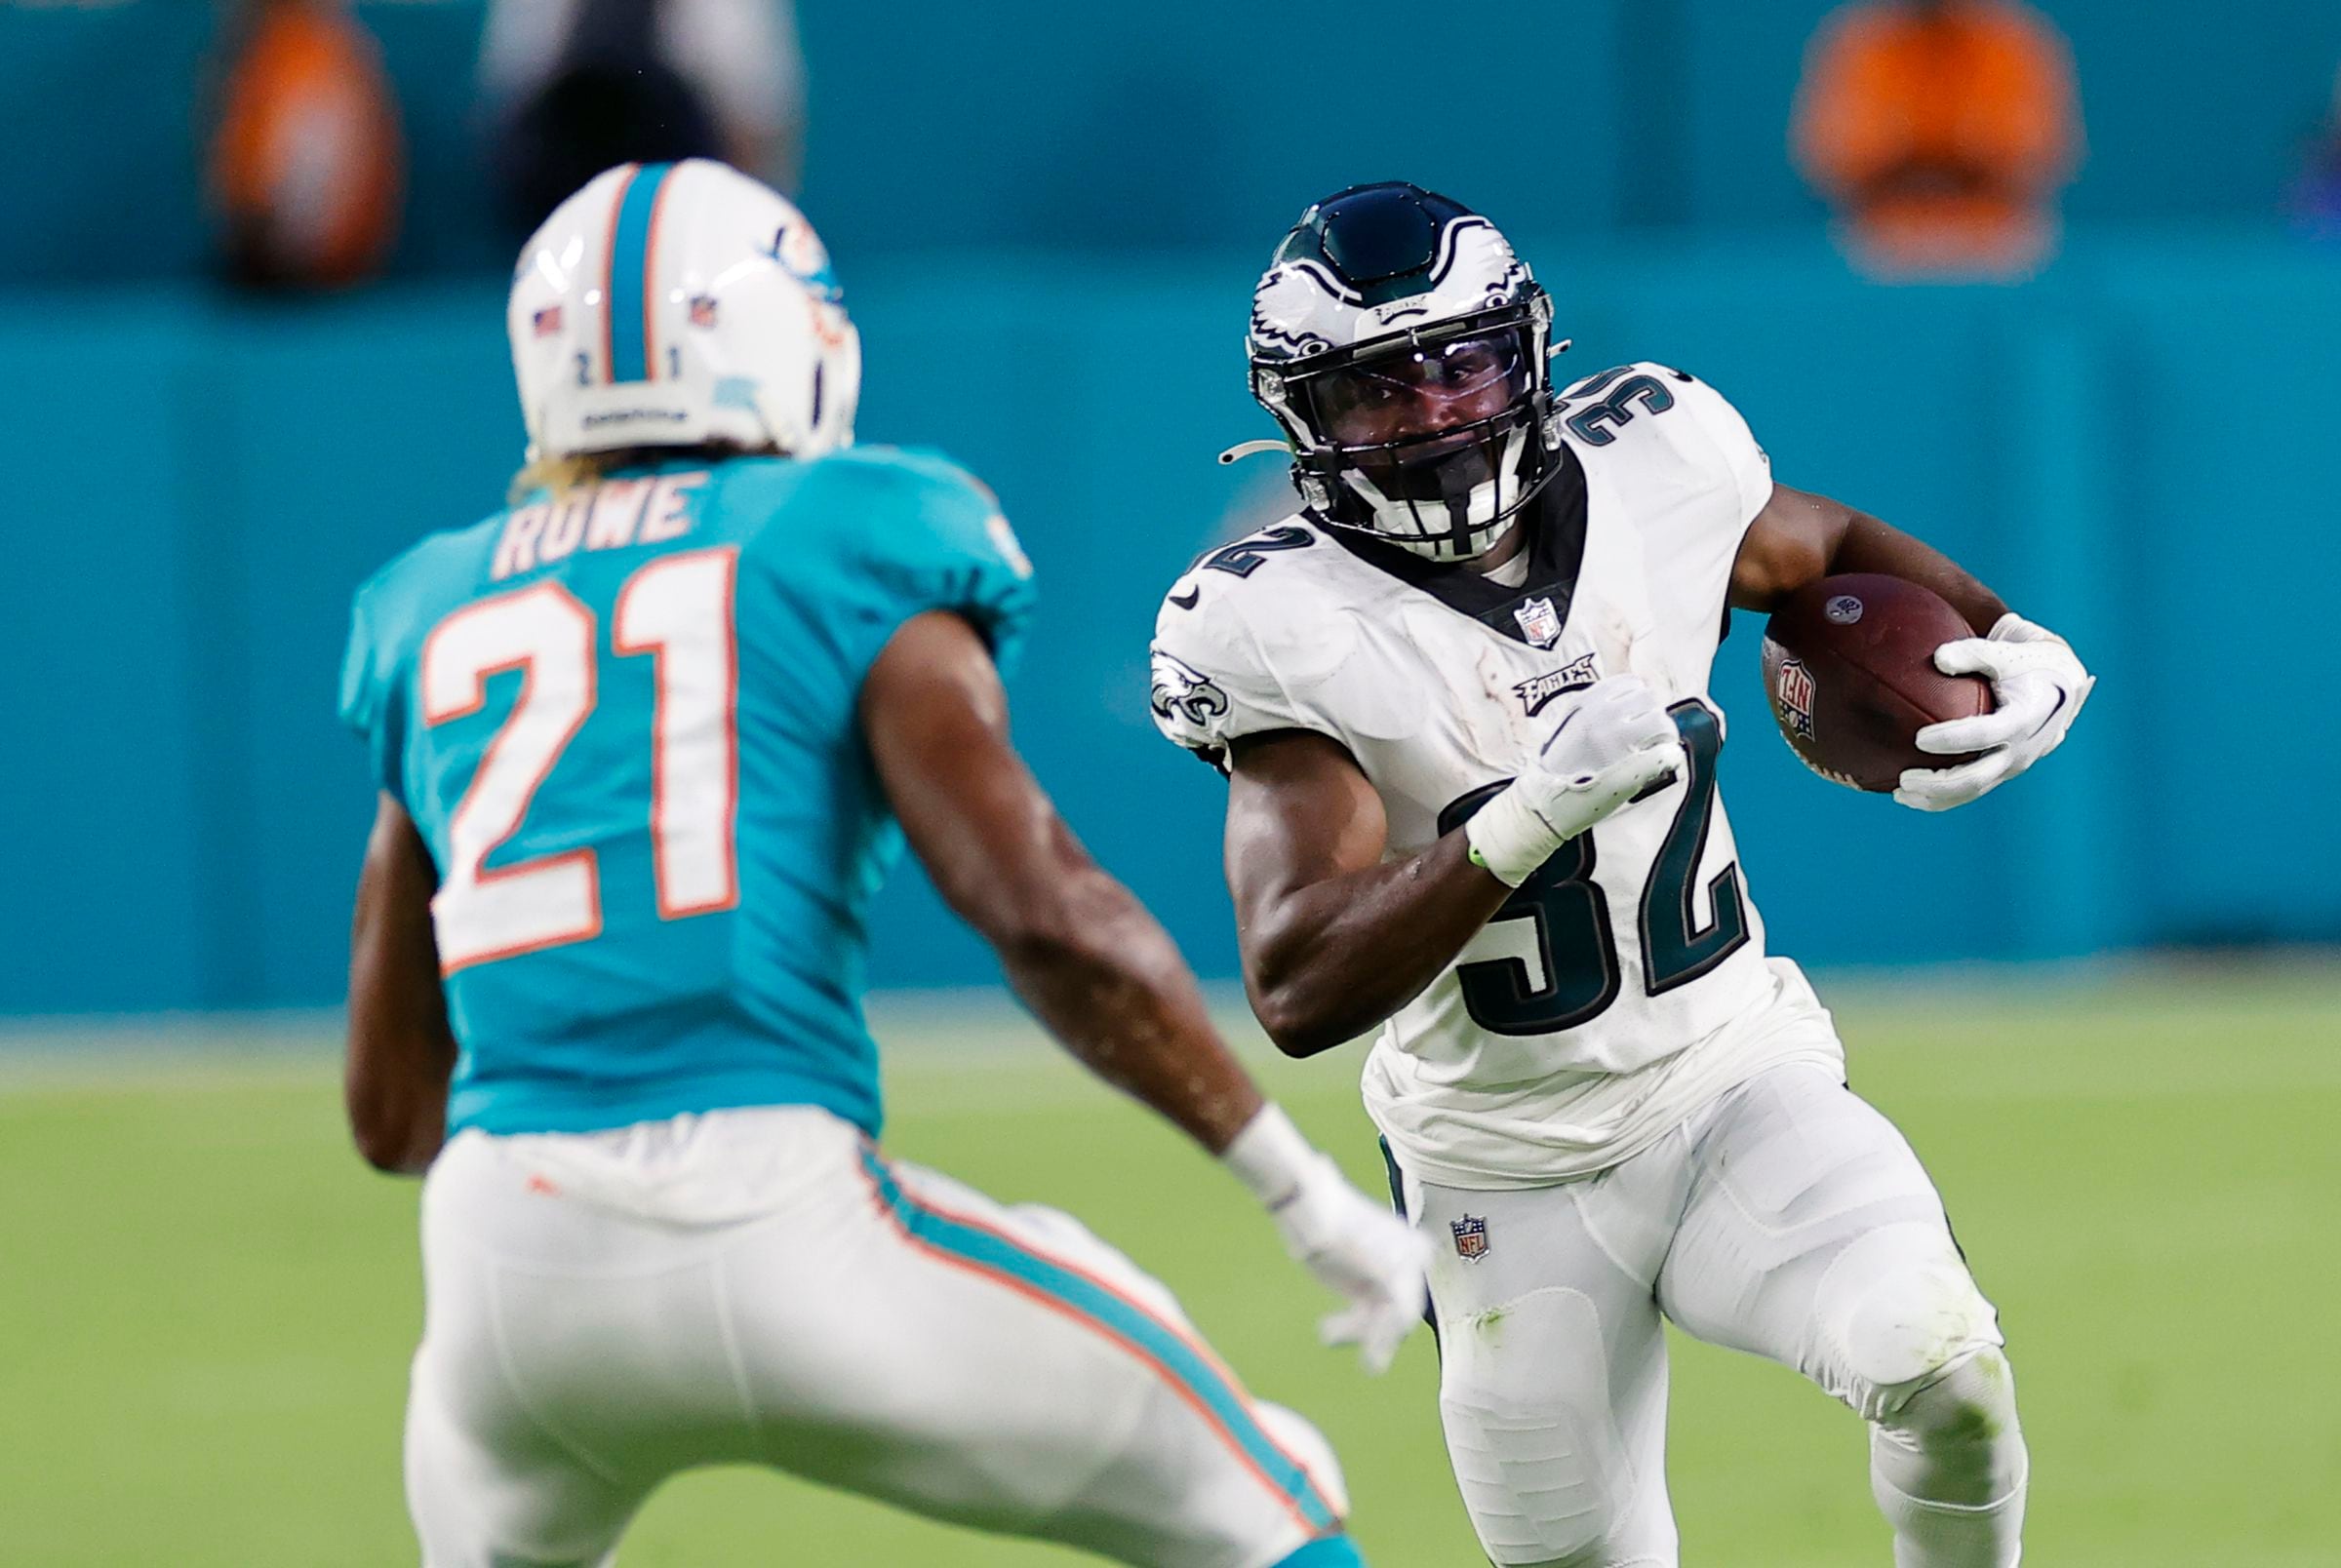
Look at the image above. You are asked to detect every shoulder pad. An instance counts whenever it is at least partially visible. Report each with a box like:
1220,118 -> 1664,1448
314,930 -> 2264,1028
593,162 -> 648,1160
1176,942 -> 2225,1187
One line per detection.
1554,362 -> 1771,523
1148,519 -> 1354,760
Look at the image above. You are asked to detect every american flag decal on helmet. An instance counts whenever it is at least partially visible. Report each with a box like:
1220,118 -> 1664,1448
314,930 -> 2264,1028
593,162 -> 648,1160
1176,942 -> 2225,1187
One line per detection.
532,305 -> 563,337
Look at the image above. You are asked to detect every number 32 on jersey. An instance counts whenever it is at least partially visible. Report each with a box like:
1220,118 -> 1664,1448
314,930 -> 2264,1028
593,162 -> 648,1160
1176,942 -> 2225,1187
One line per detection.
418,548 -> 739,972
1439,700 -> 1748,1035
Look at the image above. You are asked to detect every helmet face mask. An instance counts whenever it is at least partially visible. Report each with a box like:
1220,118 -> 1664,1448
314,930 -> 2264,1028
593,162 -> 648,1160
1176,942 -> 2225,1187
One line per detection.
1246,184 -> 1563,562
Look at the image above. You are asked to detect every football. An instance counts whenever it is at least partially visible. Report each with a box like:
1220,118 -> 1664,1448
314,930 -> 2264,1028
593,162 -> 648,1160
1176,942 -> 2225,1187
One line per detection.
1760,573 -> 1992,792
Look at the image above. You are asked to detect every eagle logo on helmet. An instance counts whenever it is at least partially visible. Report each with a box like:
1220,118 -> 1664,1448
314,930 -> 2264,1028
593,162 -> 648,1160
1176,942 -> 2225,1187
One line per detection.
1247,298 -> 1334,361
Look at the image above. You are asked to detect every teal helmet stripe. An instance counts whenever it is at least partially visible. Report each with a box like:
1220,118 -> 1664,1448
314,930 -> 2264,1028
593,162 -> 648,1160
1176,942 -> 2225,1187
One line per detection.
605,162 -> 677,384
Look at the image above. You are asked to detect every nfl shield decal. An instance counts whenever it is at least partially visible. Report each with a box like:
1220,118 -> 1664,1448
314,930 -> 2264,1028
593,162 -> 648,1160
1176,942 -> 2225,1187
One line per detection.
1450,1214 -> 1490,1261
1513,596 -> 1563,648
1776,656 -> 1816,738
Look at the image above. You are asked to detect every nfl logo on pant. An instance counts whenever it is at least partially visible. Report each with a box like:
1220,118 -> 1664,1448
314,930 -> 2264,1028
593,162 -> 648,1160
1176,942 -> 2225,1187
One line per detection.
1450,1214 -> 1490,1261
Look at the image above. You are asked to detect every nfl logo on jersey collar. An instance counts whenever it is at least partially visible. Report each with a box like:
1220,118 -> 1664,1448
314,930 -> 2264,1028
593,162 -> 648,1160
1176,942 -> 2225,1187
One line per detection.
1450,1214 -> 1491,1261
1514,596 -> 1563,648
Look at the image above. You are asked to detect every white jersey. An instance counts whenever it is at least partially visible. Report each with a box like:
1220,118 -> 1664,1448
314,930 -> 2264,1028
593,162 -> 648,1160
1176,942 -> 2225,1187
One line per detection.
1151,365 -> 1845,1189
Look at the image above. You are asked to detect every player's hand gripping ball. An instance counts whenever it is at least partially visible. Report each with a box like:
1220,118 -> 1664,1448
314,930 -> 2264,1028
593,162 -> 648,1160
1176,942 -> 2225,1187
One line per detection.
1891,611 -> 2095,810
1760,574 -> 1992,793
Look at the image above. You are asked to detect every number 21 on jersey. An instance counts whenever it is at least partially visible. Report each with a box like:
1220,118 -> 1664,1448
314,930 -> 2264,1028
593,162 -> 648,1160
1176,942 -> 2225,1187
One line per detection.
418,547 -> 739,972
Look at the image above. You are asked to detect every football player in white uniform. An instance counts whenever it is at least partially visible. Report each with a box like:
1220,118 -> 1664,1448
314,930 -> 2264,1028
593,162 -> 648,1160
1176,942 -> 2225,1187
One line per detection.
1149,183 -> 2094,1568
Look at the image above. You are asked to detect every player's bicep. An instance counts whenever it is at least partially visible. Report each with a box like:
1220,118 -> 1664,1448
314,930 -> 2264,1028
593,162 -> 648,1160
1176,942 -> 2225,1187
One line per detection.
860,609 -> 1069,937
1729,483 -> 1860,611
1222,730 -> 1389,935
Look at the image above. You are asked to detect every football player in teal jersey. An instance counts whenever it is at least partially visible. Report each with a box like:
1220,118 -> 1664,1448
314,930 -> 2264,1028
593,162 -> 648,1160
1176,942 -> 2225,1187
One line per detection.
338,160 -> 1428,1568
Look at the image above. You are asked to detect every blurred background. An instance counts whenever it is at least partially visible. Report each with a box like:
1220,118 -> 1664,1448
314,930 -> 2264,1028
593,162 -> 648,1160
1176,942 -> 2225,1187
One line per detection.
6,0 -> 2341,1012
2,2 -> 2337,1563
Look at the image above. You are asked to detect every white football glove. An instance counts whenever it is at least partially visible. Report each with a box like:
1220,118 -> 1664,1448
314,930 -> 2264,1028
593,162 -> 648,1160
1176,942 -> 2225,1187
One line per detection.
1223,1105 -> 1431,1374
1464,674 -> 1686,885
1895,612 -> 2094,812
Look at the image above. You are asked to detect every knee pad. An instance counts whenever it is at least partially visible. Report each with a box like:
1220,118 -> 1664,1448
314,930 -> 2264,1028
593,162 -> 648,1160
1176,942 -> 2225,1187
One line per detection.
1890,1345 -> 2020,1439
1819,1223 -> 2003,1419
1874,1344 -> 2028,1520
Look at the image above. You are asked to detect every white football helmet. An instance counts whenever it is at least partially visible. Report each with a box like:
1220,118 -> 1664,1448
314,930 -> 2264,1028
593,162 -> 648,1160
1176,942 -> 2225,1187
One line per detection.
1237,182 -> 1565,563
508,158 -> 859,463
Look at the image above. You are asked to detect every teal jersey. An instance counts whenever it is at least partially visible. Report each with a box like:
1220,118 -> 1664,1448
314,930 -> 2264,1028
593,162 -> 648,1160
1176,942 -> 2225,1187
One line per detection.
339,447 -> 1036,1138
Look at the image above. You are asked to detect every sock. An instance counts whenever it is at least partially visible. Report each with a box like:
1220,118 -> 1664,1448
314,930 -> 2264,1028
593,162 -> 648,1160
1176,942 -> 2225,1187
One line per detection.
1273,1536 -> 1367,1568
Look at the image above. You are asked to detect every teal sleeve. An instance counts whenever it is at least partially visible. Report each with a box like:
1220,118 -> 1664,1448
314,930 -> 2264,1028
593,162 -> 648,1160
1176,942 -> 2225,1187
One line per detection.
849,451 -> 1040,677
337,580 -> 408,799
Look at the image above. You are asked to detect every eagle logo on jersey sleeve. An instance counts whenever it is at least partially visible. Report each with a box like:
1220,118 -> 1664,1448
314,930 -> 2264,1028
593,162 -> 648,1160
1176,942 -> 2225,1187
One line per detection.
1149,648 -> 1232,736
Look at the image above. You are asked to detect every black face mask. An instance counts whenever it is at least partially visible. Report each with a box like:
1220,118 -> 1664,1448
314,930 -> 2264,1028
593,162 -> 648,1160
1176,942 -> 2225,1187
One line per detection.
1298,326 -> 1535,514
1306,329 -> 1532,453
1366,423 -> 1505,509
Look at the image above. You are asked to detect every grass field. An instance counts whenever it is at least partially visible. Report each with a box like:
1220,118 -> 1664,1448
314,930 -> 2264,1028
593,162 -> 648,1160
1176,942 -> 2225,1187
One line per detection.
2,967 -> 2336,1566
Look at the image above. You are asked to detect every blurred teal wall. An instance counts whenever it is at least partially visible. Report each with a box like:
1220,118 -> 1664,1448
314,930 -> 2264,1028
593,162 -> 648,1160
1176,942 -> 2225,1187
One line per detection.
6,236 -> 2336,1013
7,0 -> 2341,282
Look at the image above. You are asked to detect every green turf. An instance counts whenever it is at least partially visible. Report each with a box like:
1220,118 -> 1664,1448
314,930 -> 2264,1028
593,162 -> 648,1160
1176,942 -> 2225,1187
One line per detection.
1,967 -> 2335,1565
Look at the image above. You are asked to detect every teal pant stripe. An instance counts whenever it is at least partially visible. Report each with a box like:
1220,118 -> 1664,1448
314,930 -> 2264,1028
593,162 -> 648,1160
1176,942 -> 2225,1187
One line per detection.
859,1150 -> 1340,1534
606,162 -> 675,383
1276,1539 -> 1366,1567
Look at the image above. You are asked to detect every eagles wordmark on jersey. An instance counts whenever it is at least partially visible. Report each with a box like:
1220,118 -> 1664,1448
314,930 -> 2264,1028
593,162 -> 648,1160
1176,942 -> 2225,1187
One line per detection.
1154,362 -> 1843,1189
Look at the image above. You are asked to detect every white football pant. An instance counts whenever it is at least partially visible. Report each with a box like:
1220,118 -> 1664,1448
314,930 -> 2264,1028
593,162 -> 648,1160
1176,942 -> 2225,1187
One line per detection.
1394,1063 -> 2026,1568
405,1105 -> 1349,1567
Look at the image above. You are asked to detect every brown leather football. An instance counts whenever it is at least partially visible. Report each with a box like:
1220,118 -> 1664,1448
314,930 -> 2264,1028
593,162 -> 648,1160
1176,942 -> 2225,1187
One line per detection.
1760,574 -> 1993,793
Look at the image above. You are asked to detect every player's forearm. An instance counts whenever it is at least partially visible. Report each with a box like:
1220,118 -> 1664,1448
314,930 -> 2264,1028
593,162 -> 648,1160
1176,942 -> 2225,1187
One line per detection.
1830,513 -> 2008,635
343,982 -> 456,1175
1733,489 -> 2007,636
1244,831 -> 1511,1058
991,862 -> 1265,1155
345,795 -> 458,1176
343,1058 -> 449,1175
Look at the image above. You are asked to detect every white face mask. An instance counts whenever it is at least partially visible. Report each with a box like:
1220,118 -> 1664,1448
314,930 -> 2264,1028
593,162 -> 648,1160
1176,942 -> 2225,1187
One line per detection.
1335,423 -> 1535,562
